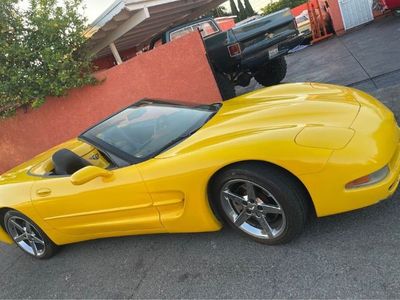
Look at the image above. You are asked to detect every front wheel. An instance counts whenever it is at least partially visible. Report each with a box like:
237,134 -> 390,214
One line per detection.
254,56 -> 287,87
4,210 -> 58,259
211,164 -> 308,244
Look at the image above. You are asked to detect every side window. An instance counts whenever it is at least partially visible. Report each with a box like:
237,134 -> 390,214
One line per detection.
169,21 -> 220,41
170,26 -> 196,41
195,21 -> 219,37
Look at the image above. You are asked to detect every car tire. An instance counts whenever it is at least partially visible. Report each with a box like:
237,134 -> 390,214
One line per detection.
215,72 -> 236,101
4,210 -> 58,259
210,163 -> 308,245
254,57 -> 287,87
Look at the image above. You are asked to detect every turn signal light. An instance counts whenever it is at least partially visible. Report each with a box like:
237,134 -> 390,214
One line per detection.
345,166 -> 389,189
228,43 -> 241,57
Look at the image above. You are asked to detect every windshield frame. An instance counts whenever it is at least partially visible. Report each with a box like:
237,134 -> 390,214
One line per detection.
79,99 -> 220,166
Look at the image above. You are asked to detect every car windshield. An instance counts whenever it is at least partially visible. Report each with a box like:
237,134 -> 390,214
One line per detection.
80,101 -> 218,163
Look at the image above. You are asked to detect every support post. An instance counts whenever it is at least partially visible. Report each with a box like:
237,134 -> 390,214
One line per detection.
109,42 -> 123,65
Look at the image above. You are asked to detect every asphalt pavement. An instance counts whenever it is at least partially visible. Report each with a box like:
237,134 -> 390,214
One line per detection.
1,188 -> 400,299
1,15 -> 400,300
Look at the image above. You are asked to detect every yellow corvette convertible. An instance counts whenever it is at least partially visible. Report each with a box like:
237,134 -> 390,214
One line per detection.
0,83 -> 399,259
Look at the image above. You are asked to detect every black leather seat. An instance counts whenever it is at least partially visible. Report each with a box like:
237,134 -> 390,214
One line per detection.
52,149 -> 91,175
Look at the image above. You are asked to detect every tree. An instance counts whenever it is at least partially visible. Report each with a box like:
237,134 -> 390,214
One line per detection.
230,0 -> 240,19
261,0 -> 307,15
237,0 -> 248,21
205,6 -> 230,18
0,0 -> 96,118
244,0 -> 255,16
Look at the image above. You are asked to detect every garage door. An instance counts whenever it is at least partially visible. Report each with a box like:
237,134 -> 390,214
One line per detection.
338,0 -> 374,30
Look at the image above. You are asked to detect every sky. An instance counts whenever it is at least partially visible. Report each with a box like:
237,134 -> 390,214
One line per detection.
84,0 -> 115,23
19,0 -> 116,23
222,0 -> 275,12
20,0 -> 275,24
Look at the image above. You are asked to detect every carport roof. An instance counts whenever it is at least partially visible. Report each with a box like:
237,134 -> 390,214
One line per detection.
86,0 -> 226,58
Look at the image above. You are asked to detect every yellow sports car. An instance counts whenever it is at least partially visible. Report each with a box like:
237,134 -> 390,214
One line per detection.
1,83 -> 399,259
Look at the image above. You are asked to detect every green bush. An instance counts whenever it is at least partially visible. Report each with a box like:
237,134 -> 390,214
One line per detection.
261,0 -> 308,15
0,0 -> 96,118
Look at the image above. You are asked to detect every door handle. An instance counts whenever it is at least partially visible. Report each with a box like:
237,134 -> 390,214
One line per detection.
36,188 -> 52,197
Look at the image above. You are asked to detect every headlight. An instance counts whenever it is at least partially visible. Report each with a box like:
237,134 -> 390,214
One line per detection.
295,126 -> 355,150
345,166 -> 390,189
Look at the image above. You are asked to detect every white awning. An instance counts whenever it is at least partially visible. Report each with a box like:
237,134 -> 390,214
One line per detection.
86,0 -> 226,59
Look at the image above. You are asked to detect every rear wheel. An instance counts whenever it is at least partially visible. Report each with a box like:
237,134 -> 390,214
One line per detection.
254,57 -> 287,87
4,210 -> 58,259
211,164 -> 308,244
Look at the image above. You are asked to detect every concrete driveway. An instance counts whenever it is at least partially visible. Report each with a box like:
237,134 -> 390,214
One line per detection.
237,15 -> 400,96
1,16 -> 400,300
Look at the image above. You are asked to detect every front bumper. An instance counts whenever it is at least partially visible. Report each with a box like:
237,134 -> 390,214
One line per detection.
301,142 -> 400,217
300,88 -> 400,217
337,143 -> 400,211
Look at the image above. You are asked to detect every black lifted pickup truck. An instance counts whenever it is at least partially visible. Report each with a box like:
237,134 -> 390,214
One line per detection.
150,8 -> 302,99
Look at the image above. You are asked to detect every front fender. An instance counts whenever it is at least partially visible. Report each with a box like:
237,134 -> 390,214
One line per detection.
0,225 -> 12,244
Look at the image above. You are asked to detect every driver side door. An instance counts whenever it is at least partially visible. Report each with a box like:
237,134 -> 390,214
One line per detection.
31,165 -> 162,236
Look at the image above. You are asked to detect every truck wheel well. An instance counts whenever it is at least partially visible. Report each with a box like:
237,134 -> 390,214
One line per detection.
207,160 -> 316,219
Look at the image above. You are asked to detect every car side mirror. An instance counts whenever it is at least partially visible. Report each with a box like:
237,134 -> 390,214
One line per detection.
71,166 -> 113,186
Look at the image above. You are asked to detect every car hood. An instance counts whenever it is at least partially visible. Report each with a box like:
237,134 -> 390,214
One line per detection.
158,83 -> 361,157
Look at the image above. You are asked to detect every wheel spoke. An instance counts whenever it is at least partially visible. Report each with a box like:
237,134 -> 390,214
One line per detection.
30,240 -> 38,256
256,215 -> 274,238
245,182 -> 256,201
259,203 -> 282,215
31,236 -> 44,245
14,233 -> 26,243
221,179 -> 287,240
234,210 -> 250,226
223,190 -> 247,206
10,219 -> 24,232
25,222 -> 32,234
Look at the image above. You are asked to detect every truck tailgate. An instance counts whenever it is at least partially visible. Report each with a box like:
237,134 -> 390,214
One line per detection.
232,8 -> 300,67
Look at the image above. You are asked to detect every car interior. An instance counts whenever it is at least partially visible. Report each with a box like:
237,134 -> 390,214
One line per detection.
52,148 -> 92,176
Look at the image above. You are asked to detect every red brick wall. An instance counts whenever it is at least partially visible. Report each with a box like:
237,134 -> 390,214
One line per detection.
0,32 -> 222,173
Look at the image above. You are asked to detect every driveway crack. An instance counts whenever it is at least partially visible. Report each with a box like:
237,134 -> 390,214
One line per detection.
338,37 -> 378,89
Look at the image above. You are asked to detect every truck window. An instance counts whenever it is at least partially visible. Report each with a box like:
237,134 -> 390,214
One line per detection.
170,20 -> 220,41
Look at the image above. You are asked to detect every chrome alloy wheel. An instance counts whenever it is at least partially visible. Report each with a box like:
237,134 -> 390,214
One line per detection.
6,216 -> 46,257
221,179 -> 287,239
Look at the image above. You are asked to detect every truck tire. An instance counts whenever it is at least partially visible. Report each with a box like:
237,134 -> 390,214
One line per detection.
254,57 -> 287,87
215,72 -> 236,100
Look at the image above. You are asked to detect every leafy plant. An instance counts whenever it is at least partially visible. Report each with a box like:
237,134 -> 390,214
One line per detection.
261,0 -> 308,15
0,0 -> 96,118
230,0 -> 240,19
205,6 -> 230,18
244,0 -> 255,17
237,0 -> 248,21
